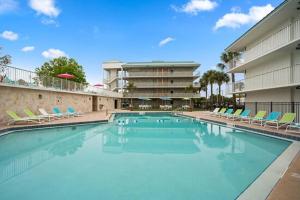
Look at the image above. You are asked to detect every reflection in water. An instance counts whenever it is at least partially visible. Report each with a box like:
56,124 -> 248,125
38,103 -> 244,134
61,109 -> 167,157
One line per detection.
0,124 -> 102,184
0,113 -> 291,200
103,117 -> 203,154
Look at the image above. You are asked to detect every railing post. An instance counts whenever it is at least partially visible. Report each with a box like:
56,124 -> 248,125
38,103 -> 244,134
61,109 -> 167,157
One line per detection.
255,102 -> 258,114
270,101 -> 273,112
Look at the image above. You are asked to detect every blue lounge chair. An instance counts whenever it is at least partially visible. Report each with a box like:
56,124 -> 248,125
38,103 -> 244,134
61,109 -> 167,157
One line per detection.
53,107 -> 73,118
233,109 -> 251,121
67,106 -> 83,117
252,112 -> 281,126
220,108 -> 233,117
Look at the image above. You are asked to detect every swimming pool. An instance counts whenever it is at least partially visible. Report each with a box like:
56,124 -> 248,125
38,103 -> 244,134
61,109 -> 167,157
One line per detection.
0,112 -> 291,200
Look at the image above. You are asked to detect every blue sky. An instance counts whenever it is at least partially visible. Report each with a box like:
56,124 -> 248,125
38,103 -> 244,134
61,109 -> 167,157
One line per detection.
1,0 -> 283,84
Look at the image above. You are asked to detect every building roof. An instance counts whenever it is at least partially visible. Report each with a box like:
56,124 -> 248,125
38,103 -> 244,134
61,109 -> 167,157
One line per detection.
225,0 -> 297,51
122,61 -> 200,68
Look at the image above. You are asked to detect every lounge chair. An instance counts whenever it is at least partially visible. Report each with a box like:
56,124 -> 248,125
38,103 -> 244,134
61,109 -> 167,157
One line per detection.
23,108 -> 48,122
252,112 -> 281,126
6,110 -> 40,125
227,109 -> 243,119
67,107 -> 83,117
53,107 -> 73,118
39,108 -> 62,119
209,108 -> 220,115
286,123 -> 300,133
265,113 -> 296,130
215,108 -> 226,116
244,111 -> 266,124
235,109 -> 251,121
220,108 -> 233,118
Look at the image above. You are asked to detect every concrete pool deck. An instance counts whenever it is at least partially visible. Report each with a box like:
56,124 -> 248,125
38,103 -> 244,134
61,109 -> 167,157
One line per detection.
0,110 -> 299,199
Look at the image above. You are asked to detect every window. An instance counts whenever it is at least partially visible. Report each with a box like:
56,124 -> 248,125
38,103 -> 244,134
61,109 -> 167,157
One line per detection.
170,80 -> 174,84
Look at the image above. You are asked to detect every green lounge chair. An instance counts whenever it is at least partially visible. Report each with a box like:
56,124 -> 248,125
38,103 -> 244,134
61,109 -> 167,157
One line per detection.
253,111 -> 281,126
216,108 -> 227,117
6,110 -> 40,125
227,109 -> 243,119
24,108 -> 49,122
265,113 -> 296,130
210,107 -> 220,115
24,108 -> 53,122
244,111 -> 266,124
220,108 -> 233,117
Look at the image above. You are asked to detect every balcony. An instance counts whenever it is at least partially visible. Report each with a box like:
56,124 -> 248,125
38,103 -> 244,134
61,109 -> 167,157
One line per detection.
123,71 -> 199,78
124,93 -> 199,98
230,65 -> 300,93
229,18 -> 300,72
132,83 -> 198,88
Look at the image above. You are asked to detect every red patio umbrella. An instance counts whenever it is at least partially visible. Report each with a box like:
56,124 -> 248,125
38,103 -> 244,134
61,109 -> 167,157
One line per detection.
94,83 -> 104,87
57,73 -> 75,79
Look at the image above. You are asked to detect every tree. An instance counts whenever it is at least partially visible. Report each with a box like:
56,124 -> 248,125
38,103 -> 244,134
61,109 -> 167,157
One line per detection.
200,77 -> 208,100
219,51 -> 240,107
0,47 -> 11,82
185,84 -> 196,106
205,70 -> 217,102
36,57 -> 87,84
124,82 -> 136,107
215,71 -> 230,103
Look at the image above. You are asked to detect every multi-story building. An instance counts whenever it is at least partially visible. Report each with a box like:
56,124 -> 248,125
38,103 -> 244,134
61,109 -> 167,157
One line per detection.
226,0 -> 300,103
103,61 -> 200,108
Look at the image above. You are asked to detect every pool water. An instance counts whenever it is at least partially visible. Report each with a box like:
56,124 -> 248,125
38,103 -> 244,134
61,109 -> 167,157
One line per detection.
0,113 -> 290,200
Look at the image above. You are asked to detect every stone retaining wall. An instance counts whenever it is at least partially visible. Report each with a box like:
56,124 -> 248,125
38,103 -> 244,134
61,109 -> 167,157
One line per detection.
0,85 -> 121,124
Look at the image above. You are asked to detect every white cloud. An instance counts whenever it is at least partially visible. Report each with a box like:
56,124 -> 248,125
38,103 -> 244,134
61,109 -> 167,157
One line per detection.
41,18 -> 59,26
42,48 -> 67,59
214,4 -> 274,30
1,30 -> 18,41
172,0 -> 217,15
159,37 -> 175,47
29,0 -> 60,17
0,0 -> 18,14
21,46 -> 35,52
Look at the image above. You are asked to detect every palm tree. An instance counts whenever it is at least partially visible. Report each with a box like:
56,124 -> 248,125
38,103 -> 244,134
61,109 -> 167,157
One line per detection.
205,70 -> 217,102
125,82 -> 136,108
185,84 -> 196,107
200,76 -> 209,100
215,71 -> 230,104
219,51 -> 240,107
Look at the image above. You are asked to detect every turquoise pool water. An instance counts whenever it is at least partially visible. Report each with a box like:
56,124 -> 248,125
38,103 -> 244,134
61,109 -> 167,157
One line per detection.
0,113 -> 290,200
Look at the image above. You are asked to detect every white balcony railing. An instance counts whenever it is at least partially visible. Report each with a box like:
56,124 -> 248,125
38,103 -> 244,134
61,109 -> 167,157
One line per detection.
232,19 -> 300,69
0,66 -> 122,98
124,72 -> 197,77
231,65 -> 300,93
124,93 -> 199,98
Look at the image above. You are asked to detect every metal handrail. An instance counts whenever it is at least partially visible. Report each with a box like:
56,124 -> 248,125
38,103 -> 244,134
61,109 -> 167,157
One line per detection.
0,66 -> 122,98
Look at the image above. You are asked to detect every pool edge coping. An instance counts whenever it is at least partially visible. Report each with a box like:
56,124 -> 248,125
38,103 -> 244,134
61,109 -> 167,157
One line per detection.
0,120 -> 108,136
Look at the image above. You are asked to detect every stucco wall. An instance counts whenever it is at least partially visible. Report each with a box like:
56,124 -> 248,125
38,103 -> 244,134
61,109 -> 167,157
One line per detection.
0,85 -> 120,124
245,87 -> 293,102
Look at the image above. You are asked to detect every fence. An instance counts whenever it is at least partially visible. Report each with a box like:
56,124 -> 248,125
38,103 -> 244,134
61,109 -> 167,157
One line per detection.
244,102 -> 300,123
0,66 -> 122,98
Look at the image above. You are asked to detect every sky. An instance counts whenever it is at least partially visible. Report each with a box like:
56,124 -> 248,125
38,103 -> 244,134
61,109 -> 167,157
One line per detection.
0,0 -> 283,84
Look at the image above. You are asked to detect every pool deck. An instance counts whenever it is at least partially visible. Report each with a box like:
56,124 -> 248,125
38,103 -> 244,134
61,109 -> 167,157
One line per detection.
0,110 -> 299,199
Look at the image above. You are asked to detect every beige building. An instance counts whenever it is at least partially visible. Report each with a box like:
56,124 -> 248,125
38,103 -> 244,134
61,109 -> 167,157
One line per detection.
226,0 -> 300,102
103,61 -> 200,108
